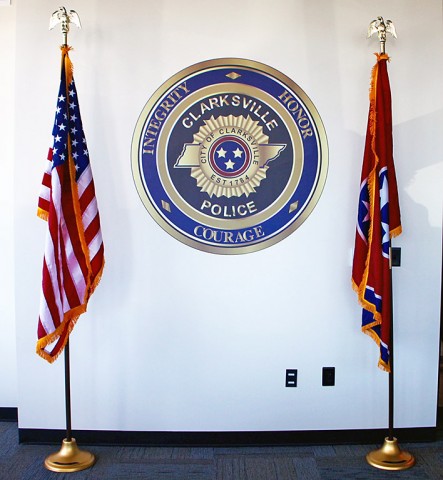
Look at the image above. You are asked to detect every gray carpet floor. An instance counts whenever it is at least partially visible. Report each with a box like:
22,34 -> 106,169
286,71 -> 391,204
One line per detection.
2,421 -> 443,479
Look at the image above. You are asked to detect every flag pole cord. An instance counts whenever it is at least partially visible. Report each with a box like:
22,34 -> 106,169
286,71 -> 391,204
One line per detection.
64,339 -> 72,442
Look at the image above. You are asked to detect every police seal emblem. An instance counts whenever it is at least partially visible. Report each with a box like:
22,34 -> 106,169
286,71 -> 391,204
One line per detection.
132,58 -> 328,254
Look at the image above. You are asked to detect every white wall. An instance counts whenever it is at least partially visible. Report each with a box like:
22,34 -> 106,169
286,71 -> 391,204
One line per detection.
9,0 -> 443,432
0,1 -> 17,409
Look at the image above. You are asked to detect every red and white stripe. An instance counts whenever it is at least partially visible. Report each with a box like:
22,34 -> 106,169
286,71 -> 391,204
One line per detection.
37,149 -> 104,362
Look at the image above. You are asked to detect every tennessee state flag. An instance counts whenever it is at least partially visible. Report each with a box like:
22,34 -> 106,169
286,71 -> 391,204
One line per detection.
352,54 -> 401,372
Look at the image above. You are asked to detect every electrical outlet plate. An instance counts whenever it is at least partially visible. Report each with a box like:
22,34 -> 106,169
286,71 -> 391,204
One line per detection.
391,247 -> 401,267
285,369 -> 297,387
322,367 -> 335,386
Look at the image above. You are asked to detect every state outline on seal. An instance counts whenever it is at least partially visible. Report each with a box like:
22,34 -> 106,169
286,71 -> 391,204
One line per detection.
131,58 -> 328,255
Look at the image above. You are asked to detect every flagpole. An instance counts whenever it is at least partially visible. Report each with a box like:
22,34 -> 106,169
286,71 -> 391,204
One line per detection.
366,248 -> 414,469
388,255 -> 394,441
364,18 -> 414,471
388,278 -> 394,440
43,7 -> 95,473
388,247 -> 395,442
44,339 -> 95,472
64,340 -> 72,442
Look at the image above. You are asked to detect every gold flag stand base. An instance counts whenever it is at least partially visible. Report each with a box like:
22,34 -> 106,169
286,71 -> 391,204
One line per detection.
366,437 -> 415,471
44,438 -> 95,473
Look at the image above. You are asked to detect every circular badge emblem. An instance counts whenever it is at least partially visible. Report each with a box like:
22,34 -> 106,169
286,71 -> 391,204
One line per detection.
132,58 -> 328,254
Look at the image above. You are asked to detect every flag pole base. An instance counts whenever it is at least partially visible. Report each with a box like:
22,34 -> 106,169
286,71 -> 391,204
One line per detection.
366,437 -> 415,471
44,438 -> 95,473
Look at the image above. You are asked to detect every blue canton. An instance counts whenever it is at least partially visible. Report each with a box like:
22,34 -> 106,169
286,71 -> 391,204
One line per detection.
51,65 -> 89,181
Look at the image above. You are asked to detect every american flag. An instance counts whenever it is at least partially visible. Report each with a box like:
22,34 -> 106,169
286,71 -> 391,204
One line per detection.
352,54 -> 401,372
37,47 -> 104,363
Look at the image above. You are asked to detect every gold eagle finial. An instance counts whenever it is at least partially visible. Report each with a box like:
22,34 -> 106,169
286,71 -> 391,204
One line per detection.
49,6 -> 82,46
368,16 -> 397,54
